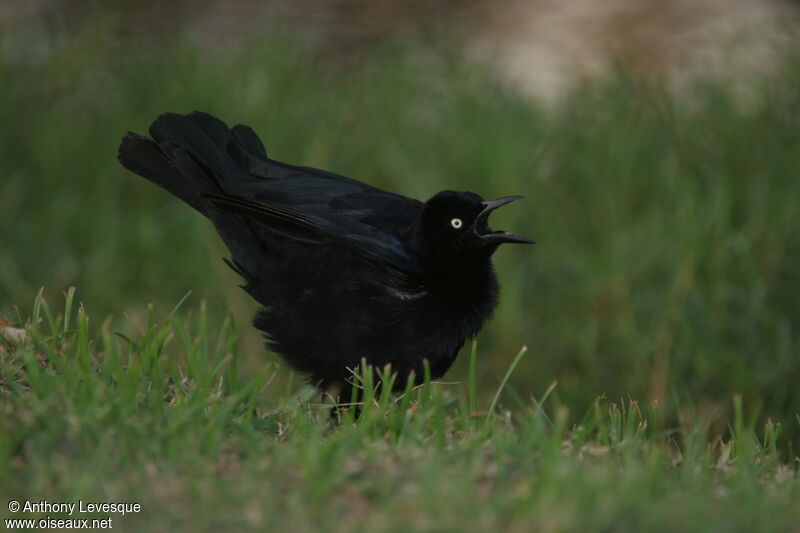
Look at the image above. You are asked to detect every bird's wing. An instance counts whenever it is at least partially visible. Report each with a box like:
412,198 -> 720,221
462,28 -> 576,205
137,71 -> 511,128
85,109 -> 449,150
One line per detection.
202,192 -> 424,278
223,178 -> 422,236
124,111 -> 425,279
148,111 -> 424,234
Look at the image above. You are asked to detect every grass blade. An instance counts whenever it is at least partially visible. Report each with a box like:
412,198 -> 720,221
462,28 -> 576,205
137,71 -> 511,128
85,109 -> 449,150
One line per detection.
488,345 -> 528,419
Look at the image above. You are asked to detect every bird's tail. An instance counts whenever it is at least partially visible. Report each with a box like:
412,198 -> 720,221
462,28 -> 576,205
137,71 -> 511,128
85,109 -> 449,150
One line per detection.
119,111 -> 276,276
117,111 -> 269,217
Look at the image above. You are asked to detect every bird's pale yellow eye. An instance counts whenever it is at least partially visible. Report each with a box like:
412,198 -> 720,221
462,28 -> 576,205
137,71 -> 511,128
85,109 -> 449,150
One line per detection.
450,218 -> 463,229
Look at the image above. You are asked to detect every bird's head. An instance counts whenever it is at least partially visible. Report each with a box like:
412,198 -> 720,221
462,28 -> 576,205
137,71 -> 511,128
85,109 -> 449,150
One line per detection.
413,191 -> 533,261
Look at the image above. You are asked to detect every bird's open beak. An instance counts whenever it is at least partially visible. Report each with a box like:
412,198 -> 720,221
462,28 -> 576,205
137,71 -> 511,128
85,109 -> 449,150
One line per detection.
475,196 -> 535,244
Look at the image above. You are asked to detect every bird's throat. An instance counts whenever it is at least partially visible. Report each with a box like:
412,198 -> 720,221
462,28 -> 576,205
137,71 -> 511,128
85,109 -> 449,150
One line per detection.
425,255 -> 497,302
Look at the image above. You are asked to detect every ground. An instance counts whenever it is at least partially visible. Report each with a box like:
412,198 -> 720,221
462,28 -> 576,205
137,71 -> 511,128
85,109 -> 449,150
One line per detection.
1,293 -> 798,532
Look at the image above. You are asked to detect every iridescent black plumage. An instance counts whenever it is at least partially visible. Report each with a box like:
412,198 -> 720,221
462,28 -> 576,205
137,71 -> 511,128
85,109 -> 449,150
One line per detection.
118,112 -> 532,391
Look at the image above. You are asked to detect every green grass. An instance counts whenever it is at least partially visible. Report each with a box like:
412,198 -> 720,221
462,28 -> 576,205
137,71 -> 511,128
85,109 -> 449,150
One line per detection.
1,292 -> 798,532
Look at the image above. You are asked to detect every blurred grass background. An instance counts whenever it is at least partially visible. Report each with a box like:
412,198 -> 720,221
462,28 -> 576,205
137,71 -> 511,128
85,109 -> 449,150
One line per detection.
1,2 -> 799,439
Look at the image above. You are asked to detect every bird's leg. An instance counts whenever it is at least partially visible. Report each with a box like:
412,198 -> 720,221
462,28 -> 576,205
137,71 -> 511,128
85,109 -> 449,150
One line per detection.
325,382 -> 347,422
326,380 -> 367,421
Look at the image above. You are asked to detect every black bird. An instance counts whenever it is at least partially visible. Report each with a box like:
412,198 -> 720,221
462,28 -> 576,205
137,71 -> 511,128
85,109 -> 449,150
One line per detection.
118,111 -> 533,393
